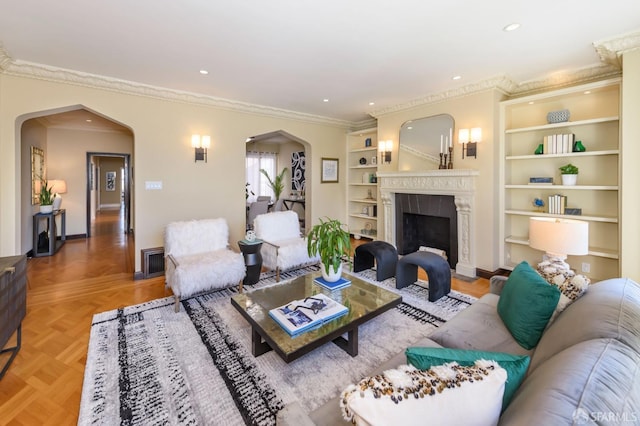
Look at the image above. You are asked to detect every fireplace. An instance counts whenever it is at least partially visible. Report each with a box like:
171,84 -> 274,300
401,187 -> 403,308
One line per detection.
395,194 -> 457,269
377,170 -> 478,278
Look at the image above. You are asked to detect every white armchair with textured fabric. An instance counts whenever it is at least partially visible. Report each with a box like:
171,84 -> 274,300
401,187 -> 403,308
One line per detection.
253,211 -> 320,281
164,218 -> 245,312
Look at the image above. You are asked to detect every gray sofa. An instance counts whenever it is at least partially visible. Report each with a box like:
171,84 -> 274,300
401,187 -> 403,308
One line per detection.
305,276 -> 640,425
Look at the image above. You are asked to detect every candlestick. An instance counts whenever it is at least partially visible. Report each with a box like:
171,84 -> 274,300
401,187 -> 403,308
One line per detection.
439,152 -> 446,169
440,135 -> 443,154
447,146 -> 454,169
449,128 -> 453,148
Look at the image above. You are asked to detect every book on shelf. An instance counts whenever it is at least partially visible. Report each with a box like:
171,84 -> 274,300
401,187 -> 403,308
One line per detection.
543,133 -> 575,154
548,194 -> 567,214
268,293 -> 348,337
529,177 -> 553,184
314,276 -> 351,290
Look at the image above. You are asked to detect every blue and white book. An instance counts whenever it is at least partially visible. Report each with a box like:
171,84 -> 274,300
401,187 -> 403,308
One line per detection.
269,293 -> 348,337
313,276 -> 352,290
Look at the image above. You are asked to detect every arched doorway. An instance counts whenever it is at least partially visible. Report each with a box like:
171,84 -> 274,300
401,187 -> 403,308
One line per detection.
18,106 -> 133,255
245,130 -> 312,231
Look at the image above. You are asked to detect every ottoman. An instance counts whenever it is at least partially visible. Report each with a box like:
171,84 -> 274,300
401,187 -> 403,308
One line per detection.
353,241 -> 398,281
396,251 -> 451,301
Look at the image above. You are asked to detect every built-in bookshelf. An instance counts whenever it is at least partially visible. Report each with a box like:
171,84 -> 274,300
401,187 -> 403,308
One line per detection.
347,128 -> 379,240
499,78 -> 621,281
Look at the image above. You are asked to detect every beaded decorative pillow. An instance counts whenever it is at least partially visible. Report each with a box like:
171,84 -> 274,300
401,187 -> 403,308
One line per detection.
340,361 -> 506,426
536,258 -> 590,318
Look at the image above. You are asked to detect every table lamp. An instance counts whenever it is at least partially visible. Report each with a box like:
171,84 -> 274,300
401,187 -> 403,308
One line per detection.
49,180 -> 67,210
529,217 -> 588,271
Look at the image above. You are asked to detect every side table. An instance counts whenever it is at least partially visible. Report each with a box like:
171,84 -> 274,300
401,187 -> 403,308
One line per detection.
238,239 -> 263,287
32,209 -> 66,257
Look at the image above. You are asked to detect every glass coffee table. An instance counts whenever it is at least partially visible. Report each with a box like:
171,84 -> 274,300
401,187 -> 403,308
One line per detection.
230,272 -> 402,363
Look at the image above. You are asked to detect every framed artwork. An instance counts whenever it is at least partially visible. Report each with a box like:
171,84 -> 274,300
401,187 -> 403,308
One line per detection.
106,171 -> 116,191
321,158 -> 339,183
291,151 -> 305,193
31,146 -> 44,204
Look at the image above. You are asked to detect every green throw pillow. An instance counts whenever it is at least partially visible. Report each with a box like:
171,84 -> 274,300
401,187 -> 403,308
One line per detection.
405,347 -> 530,411
497,261 -> 561,350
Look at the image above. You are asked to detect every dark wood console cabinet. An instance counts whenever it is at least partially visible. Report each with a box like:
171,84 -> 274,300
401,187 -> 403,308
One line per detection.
0,255 -> 27,379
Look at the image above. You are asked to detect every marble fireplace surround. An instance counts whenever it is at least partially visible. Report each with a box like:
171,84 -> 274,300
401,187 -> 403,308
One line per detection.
377,170 -> 479,278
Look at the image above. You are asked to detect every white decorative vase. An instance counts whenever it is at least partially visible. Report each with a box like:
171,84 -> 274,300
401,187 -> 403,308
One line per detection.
40,205 -> 53,213
561,174 -> 577,186
321,262 -> 342,282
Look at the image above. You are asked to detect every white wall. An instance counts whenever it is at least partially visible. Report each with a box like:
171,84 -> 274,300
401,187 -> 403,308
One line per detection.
0,73 -> 348,272
621,48 -> 640,280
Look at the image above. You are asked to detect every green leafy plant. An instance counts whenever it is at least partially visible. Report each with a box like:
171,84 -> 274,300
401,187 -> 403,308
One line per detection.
559,163 -> 579,174
306,217 -> 351,275
260,168 -> 288,200
39,177 -> 54,206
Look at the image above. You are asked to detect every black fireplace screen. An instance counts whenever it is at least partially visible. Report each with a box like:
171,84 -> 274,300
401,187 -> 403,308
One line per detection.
395,193 -> 457,268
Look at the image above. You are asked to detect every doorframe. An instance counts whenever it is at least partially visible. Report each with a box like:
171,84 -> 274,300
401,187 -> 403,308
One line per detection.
86,152 -> 132,237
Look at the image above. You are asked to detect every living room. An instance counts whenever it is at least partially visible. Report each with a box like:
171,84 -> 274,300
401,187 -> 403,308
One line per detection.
2,2 -> 640,424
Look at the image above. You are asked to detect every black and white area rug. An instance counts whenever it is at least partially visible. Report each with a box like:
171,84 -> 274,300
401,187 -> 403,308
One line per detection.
78,266 -> 476,425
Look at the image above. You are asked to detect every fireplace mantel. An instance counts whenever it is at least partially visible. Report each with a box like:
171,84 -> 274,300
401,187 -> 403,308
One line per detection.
377,170 -> 479,277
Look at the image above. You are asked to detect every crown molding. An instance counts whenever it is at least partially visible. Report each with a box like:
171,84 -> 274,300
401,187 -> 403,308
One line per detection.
0,46 -> 352,129
593,30 -> 640,68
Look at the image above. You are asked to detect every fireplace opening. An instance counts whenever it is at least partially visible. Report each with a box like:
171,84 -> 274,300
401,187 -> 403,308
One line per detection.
395,193 -> 457,269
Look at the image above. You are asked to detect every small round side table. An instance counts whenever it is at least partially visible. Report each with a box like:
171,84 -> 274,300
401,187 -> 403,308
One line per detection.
238,239 -> 263,286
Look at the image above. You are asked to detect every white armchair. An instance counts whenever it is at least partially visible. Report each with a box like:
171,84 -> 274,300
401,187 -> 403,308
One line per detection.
164,218 -> 245,312
254,211 -> 320,281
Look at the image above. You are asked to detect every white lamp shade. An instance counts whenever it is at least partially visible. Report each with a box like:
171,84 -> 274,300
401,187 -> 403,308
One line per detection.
191,134 -> 201,148
470,127 -> 482,142
385,140 -> 393,151
48,179 -> 67,194
529,217 -> 589,257
458,128 -> 469,144
201,135 -> 211,149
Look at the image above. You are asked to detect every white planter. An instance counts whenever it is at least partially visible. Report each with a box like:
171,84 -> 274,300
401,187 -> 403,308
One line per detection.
561,174 -> 577,186
40,205 -> 53,213
321,262 -> 342,282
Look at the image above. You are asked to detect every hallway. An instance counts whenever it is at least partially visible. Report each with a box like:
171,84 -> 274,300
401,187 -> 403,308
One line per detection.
0,209 -> 165,424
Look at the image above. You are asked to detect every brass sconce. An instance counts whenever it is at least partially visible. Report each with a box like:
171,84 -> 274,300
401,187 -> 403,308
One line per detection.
378,140 -> 392,164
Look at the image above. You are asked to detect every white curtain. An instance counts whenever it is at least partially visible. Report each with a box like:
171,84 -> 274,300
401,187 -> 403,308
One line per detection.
246,151 -> 276,202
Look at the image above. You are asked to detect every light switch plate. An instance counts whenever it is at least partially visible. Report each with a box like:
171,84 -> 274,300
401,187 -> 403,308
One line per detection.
145,181 -> 163,190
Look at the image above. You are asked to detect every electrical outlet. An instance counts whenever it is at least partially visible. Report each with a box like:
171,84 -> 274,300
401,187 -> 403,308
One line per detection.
581,262 -> 591,273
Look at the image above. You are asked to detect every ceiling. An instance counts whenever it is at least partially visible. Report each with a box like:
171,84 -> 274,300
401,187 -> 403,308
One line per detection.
2,1 -> 640,126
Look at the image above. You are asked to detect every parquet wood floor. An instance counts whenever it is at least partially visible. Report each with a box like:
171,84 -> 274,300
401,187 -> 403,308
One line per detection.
0,209 -> 488,424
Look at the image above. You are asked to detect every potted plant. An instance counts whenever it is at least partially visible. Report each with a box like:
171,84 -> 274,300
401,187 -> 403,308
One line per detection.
260,168 -> 288,200
559,163 -> 579,186
307,217 -> 351,282
39,177 -> 54,213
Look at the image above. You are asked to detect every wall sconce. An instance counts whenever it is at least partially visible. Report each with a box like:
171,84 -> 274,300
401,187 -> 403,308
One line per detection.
379,140 -> 392,164
458,127 -> 481,159
191,134 -> 211,162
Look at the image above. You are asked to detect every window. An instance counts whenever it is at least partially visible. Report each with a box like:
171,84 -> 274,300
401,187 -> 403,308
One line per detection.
246,151 -> 276,202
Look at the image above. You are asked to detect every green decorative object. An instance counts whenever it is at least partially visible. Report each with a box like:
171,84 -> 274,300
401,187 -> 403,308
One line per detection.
260,168 -> 288,200
572,140 -> 586,152
534,143 -> 544,155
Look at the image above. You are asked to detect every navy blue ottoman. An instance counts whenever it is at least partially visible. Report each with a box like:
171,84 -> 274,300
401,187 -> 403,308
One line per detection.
353,241 -> 398,281
396,251 -> 451,301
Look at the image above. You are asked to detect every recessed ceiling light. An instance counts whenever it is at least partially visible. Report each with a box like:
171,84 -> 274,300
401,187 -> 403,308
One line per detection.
503,23 -> 521,32
407,126 -> 413,130
199,69 -> 209,75
452,75 -> 462,80
323,99 -> 329,103
86,119 -> 92,122
369,102 -> 375,106
528,101 -> 535,105
584,91 -> 591,95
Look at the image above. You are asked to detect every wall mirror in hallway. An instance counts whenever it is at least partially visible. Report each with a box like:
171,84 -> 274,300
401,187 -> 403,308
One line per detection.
31,146 -> 44,204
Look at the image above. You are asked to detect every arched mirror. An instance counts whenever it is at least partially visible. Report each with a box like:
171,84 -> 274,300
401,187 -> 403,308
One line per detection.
398,114 -> 454,171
